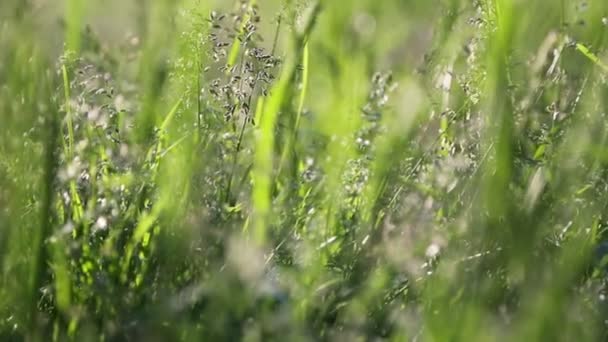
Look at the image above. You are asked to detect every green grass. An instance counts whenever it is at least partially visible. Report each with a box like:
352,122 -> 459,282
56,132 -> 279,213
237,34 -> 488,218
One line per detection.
2,0 -> 608,340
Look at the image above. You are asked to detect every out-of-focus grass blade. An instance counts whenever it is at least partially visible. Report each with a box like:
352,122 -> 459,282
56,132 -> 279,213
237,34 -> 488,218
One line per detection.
227,0 -> 257,68
65,0 -> 85,52
252,66 -> 289,245
296,42 -> 310,128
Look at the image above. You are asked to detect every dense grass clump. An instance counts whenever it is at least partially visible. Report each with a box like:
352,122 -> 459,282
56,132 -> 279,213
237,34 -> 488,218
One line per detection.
2,0 -> 608,340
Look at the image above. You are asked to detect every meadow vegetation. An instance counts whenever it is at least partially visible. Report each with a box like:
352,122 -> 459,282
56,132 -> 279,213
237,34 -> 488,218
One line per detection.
2,0 -> 608,340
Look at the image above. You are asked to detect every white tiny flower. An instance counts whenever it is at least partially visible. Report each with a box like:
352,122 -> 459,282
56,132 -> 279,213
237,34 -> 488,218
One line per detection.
87,107 -> 100,121
95,216 -> 108,230
425,243 -> 441,259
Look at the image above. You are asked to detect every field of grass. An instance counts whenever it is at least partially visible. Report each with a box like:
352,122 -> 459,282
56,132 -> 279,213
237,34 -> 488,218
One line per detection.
2,0 -> 608,340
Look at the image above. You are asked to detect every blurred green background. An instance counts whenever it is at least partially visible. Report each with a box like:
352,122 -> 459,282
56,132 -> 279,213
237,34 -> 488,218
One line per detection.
2,0 -> 608,341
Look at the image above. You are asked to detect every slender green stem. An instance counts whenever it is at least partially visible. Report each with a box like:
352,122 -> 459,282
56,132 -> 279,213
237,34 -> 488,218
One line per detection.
295,42 -> 310,132
576,43 -> 608,73
61,65 -> 74,159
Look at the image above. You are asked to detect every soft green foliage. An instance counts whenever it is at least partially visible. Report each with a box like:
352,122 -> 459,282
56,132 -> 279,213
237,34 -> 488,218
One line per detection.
2,0 -> 608,340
